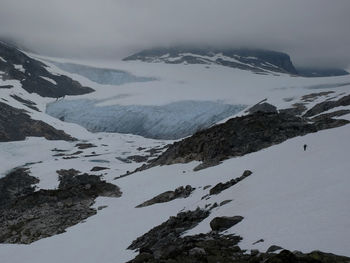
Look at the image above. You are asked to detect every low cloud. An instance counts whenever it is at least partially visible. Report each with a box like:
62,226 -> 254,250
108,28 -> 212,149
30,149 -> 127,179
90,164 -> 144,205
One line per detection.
0,0 -> 349,68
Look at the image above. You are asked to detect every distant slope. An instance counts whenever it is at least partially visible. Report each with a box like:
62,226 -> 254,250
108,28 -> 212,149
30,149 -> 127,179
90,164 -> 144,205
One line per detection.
0,41 -> 94,98
296,67 -> 349,77
123,47 -> 298,75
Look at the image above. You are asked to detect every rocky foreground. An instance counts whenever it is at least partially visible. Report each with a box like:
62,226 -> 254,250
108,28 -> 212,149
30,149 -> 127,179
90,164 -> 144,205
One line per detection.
0,168 -> 121,244
127,208 -> 350,263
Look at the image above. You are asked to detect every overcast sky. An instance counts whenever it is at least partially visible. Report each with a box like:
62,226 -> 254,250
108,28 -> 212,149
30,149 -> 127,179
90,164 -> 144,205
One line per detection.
0,0 -> 349,68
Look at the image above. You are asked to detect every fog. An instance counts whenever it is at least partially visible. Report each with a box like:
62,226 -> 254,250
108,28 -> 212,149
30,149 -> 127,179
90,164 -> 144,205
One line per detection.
0,0 -> 349,68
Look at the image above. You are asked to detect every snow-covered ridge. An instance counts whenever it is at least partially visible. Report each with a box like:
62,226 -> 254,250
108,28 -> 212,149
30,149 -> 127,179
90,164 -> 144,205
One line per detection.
46,99 -> 245,139
123,47 -> 298,75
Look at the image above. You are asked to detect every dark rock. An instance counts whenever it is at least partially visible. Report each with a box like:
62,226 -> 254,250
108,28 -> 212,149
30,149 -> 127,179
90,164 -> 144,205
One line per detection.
0,168 -> 39,209
75,143 -> 97,149
252,239 -> 264,245
10,95 -> 40,112
248,102 -> 277,114
0,85 -> 13,89
267,245 -> 283,253
0,102 -> 75,142
210,216 -> 244,231
128,208 -> 210,256
90,166 -> 109,172
210,170 -> 252,195
127,155 -> 149,163
136,185 -> 195,208
220,200 -> 232,206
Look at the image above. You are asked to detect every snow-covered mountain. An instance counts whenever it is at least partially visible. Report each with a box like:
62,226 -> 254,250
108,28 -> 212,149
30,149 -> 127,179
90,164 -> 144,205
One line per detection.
1,43 -> 350,263
123,47 -> 298,75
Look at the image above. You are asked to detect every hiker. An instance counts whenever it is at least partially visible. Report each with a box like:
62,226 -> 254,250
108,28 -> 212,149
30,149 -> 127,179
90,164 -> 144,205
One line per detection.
303,144 -> 307,151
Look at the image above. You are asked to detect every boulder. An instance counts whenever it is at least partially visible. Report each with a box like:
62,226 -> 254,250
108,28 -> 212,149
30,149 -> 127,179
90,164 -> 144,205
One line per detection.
210,216 -> 244,231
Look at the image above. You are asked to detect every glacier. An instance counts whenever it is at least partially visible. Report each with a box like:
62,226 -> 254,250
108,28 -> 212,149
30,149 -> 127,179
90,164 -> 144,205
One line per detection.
51,62 -> 156,85
46,99 -> 245,139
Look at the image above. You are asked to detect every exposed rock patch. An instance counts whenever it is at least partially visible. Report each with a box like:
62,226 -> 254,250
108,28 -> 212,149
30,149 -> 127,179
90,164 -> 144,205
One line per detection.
0,102 -> 75,142
209,170 -> 252,195
0,85 -> 13,89
210,216 -> 244,231
90,166 -> 109,172
75,143 -> 97,149
136,185 -> 195,208
0,168 -> 121,244
311,109 -> 350,122
304,94 -> 350,117
10,94 -> 40,112
128,208 -> 210,258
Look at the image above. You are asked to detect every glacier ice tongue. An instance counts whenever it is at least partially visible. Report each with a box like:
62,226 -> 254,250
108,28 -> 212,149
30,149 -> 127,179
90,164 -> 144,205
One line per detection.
46,100 -> 245,139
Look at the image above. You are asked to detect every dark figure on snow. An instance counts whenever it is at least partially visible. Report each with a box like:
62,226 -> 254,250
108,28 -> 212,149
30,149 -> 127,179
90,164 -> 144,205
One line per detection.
303,144 -> 307,151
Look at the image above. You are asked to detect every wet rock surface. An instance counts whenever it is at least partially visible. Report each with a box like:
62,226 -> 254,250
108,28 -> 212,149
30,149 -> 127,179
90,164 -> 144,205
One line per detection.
136,185 -> 195,208
0,102 -> 75,142
0,168 -> 121,244
147,111 -> 348,170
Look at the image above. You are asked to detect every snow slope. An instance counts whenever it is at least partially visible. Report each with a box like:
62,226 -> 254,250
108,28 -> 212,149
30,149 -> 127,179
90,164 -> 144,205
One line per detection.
1,53 -> 350,262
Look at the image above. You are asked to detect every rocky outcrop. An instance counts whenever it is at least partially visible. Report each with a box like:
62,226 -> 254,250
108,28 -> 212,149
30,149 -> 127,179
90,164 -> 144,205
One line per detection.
147,111 -> 348,170
209,170 -> 252,195
0,168 -> 121,244
210,216 -> 244,231
128,208 -> 210,258
0,102 -> 75,142
304,94 -> 350,117
136,185 -> 195,208
0,41 -> 93,97
0,168 -> 39,209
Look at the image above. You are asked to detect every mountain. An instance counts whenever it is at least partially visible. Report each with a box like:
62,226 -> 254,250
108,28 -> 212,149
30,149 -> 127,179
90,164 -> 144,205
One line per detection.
0,41 -> 94,97
123,47 -> 298,75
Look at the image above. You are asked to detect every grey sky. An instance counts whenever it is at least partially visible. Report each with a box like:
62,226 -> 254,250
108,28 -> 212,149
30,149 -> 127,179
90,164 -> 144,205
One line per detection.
0,0 -> 349,68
